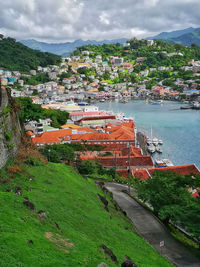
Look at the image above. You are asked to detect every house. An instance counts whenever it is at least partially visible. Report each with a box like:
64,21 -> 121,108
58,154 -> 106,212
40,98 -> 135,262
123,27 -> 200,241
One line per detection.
133,164 -> 200,180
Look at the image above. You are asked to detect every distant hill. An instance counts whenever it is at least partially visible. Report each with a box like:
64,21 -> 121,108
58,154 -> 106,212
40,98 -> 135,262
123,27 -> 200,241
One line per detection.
0,36 -> 61,72
171,28 -> 200,46
147,27 -> 196,40
20,38 -> 128,57
147,27 -> 200,47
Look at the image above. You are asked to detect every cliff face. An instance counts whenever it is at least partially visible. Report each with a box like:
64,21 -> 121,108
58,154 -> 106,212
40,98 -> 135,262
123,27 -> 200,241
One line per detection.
0,88 -> 22,168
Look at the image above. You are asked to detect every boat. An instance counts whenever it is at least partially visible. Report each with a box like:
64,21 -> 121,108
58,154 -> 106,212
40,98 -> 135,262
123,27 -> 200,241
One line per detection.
163,159 -> 174,167
155,158 -> 165,167
147,144 -> 156,154
155,146 -> 162,153
99,98 -> 105,102
153,100 -> 164,105
152,137 -> 159,146
155,158 -> 173,167
158,139 -> 163,145
147,138 -> 153,145
78,102 -> 88,106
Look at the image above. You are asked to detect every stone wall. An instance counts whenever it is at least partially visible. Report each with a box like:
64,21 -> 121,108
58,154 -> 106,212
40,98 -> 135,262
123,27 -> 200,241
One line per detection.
0,88 -> 22,168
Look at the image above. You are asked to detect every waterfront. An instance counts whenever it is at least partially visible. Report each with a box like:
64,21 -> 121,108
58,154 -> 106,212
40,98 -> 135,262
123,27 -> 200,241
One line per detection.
97,100 -> 200,169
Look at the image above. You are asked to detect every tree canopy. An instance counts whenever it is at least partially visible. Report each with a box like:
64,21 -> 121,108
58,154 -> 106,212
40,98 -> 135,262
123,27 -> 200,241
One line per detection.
136,171 -> 200,240
17,97 -> 69,128
0,36 -> 61,72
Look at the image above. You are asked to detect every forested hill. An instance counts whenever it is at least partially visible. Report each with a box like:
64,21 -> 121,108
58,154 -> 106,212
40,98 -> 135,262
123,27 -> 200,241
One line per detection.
0,35 -> 61,72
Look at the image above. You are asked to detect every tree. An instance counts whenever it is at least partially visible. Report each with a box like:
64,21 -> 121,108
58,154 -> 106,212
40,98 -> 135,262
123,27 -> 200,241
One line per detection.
136,170 -> 200,239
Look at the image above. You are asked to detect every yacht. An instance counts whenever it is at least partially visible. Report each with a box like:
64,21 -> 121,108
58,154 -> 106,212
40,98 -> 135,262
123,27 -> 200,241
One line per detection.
156,146 -> 162,153
163,159 -> 174,167
147,144 -> 156,154
155,158 -> 173,167
152,137 -> 159,146
158,139 -> 163,145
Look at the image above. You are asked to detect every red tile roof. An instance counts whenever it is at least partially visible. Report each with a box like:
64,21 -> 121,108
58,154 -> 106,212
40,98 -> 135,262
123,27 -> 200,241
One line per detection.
149,165 -> 200,176
133,164 -> 200,180
26,131 -> 34,136
97,156 -> 153,167
132,169 -> 150,180
32,129 -> 72,144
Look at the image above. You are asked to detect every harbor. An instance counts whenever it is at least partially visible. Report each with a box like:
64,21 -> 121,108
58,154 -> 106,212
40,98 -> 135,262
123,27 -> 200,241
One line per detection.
97,99 -> 200,169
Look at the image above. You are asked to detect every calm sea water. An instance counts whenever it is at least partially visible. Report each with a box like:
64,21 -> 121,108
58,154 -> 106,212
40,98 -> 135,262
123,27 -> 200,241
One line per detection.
97,100 -> 200,169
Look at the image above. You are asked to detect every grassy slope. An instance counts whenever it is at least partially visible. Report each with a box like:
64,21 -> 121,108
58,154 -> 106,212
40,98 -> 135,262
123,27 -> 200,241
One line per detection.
0,163 -> 172,267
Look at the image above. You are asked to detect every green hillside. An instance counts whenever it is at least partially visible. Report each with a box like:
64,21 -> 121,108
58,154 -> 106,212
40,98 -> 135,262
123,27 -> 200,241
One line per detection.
0,162 -> 172,266
0,36 -> 61,72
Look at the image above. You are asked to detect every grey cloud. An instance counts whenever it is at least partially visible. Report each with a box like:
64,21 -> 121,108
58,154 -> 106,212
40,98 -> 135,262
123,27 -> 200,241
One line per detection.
0,0 -> 199,42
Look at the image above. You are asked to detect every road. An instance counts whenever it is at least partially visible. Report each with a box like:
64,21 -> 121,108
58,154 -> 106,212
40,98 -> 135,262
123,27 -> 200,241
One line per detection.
105,182 -> 200,267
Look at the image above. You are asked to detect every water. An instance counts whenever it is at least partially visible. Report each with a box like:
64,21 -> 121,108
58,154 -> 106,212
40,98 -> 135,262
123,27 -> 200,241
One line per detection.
96,100 -> 200,169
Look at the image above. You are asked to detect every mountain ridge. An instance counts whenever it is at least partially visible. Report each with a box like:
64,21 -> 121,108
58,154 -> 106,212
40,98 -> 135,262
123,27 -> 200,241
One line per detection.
20,38 -> 128,57
147,27 -> 200,47
147,27 -> 196,40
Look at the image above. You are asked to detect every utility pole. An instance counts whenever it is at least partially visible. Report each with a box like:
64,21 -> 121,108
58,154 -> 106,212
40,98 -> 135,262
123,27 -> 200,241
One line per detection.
127,142 -> 131,193
114,151 -> 117,181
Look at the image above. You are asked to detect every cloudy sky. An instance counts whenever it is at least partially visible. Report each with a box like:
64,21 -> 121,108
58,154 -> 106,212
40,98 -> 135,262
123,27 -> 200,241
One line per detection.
0,0 -> 199,42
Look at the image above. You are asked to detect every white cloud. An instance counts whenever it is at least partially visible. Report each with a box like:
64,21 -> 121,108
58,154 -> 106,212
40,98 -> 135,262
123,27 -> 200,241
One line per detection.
0,0 -> 199,42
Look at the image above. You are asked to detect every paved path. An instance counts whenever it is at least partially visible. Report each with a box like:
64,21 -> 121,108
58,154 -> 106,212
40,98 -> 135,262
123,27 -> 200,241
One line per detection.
105,182 -> 200,267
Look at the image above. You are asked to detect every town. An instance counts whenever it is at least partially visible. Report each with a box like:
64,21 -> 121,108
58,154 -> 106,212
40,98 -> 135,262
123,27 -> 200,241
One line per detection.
1,39 -> 200,194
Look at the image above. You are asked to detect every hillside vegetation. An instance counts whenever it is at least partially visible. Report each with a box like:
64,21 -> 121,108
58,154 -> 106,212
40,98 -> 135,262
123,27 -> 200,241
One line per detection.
0,35 -> 61,72
0,162 -> 172,266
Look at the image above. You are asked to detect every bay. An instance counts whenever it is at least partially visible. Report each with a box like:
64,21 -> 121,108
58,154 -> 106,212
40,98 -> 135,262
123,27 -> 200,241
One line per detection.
97,100 -> 200,169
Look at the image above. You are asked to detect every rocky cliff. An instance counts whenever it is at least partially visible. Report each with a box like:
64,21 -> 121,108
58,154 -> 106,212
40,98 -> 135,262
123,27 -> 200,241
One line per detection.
0,87 -> 22,168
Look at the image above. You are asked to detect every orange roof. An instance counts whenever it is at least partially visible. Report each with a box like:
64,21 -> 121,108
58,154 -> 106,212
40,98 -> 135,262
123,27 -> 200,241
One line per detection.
149,165 -> 200,176
32,129 -> 72,144
133,169 -> 150,180
133,164 -> 200,180
26,131 -> 34,136
78,132 -> 111,141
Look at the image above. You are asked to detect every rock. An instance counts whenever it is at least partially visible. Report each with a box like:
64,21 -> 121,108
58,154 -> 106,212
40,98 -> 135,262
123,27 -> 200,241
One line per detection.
121,256 -> 137,267
97,263 -> 108,267
23,200 -> 35,211
15,187 -> 22,196
100,244 -> 118,264
37,210 -> 46,217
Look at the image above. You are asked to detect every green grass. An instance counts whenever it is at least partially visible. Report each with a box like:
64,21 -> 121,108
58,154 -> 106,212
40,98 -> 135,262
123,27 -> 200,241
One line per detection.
0,163 -> 173,266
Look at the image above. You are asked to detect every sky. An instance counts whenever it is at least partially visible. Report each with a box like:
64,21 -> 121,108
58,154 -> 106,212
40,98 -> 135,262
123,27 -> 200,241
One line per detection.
0,0 -> 199,42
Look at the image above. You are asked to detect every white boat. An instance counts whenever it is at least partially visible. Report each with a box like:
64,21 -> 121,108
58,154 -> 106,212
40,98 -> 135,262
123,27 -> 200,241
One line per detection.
152,137 -> 159,146
147,137 -> 152,145
156,146 -> 162,153
158,139 -> 163,145
100,98 -> 105,102
147,144 -> 156,154
163,159 -> 174,167
155,158 -> 173,167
